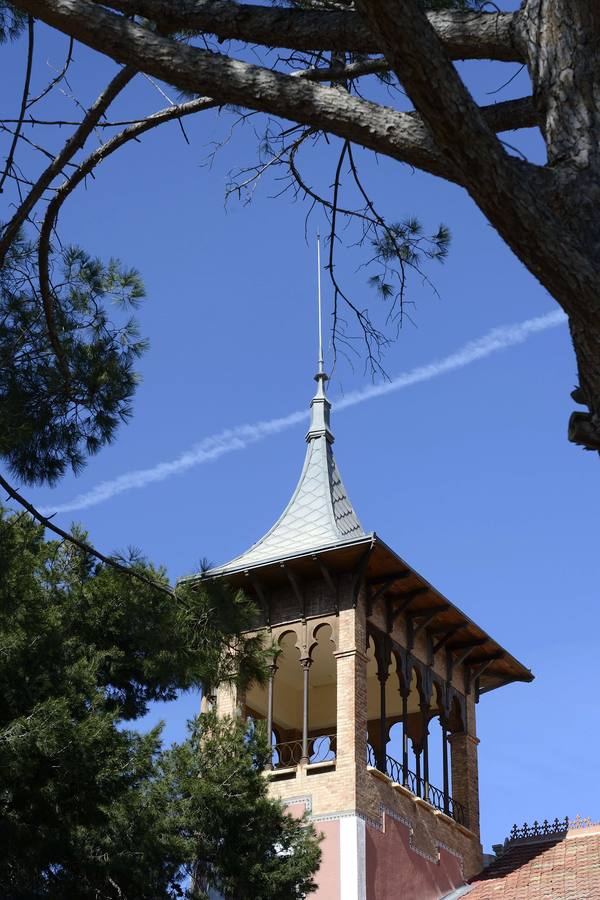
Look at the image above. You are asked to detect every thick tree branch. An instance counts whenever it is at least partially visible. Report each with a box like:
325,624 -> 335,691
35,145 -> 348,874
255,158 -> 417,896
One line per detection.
355,0 -> 511,189
9,0 -> 538,191
481,96 -> 538,133
351,1 -> 596,317
91,0 -> 525,62
293,56 -> 391,83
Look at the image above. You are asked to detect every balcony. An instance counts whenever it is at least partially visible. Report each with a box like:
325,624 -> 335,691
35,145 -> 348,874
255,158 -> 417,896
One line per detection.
367,744 -> 466,826
270,734 -> 337,771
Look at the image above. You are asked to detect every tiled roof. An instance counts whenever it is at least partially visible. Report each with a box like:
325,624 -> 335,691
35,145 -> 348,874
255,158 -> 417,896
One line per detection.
467,825 -> 600,900
207,371 -> 366,576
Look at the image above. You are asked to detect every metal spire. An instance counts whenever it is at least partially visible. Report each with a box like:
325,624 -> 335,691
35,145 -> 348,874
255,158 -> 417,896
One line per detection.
309,233 -> 331,440
204,237 -> 366,576
317,232 -> 324,375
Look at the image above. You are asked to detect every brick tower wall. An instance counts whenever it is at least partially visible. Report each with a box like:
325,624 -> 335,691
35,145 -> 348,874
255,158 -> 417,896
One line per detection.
216,575 -> 483,898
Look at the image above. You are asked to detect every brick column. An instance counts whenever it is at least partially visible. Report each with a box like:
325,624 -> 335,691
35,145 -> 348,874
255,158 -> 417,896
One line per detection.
334,603 -> 368,806
216,681 -> 241,718
334,600 -> 368,900
448,732 -> 481,837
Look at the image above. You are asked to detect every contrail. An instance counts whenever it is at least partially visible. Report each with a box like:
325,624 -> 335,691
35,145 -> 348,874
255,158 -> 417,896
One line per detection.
42,309 -> 567,515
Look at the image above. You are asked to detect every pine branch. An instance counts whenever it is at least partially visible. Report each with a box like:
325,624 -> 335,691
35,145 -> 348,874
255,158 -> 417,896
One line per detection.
36,95 -> 216,395
0,16 -> 34,195
0,64 -> 136,267
0,471 -> 175,596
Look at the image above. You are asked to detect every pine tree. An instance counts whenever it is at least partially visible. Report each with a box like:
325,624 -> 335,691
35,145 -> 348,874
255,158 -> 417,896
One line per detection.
0,508 -> 321,898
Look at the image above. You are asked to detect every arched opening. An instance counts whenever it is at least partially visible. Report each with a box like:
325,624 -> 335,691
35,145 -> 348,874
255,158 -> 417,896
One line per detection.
365,634 -> 402,771
308,623 -> 337,764
245,625 -> 338,770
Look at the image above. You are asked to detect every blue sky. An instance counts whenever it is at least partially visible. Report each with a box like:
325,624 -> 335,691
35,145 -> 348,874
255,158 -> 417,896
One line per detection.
2,9 -> 599,851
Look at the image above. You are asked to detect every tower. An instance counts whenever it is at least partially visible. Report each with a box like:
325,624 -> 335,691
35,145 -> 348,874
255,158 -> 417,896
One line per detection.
191,365 -> 533,899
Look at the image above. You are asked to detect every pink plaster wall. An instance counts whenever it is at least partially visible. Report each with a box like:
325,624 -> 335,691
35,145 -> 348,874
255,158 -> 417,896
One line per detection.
286,801 -> 310,819
285,805 -> 340,899
313,820 -> 340,899
366,814 -> 464,900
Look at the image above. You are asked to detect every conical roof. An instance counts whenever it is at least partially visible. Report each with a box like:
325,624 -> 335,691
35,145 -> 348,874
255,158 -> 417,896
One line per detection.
208,370 -> 367,575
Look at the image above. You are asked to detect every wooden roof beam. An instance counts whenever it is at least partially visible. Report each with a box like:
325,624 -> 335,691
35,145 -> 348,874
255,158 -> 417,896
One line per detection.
410,604 -> 450,636
249,575 -> 271,626
282,565 -> 306,620
407,604 -> 449,651
314,556 -> 338,615
448,637 -> 489,652
452,644 -> 486,668
431,624 -> 467,655
446,639 -> 489,679
387,587 -> 429,631
368,571 -> 411,615
369,569 -> 412,606
314,555 -> 336,592
465,653 -> 504,695
368,570 -> 411,586
466,651 -> 505,666
352,543 -> 374,608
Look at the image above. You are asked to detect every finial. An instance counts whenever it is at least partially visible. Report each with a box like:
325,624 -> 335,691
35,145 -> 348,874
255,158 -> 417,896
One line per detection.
308,232 -> 332,440
317,232 -> 325,376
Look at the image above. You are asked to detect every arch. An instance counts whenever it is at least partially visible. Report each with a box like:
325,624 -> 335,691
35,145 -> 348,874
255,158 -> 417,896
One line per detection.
307,621 -> 337,741
308,620 -> 336,659
276,626 -> 302,654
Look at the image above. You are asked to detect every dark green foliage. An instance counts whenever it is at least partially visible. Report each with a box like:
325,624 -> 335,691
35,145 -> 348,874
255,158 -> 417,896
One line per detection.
0,509 -> 320,898
0,1 -> 25,43
0,234 -> 148,484
367,218 -> 450,306
165,715 -> 322,900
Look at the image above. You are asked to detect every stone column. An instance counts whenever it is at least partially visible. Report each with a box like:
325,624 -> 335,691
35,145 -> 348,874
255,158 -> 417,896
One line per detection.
420,705 -> 430,802
442,722 -> 450,815
448,732 -> 481,836
414,741 -> 422,797
376,668 -> 389,772
265,662 -> 277,769
300,657 -> 312,764
400,691 -> 409,786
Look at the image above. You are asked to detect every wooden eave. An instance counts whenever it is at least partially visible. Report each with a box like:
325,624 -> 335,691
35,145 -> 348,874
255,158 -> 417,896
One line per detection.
365,536 -> 533,695
188,532 -> 533,696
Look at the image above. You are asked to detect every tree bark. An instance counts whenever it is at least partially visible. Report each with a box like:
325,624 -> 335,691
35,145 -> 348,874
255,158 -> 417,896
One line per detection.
520,0 -> 600,448
92,0 -> 525,62
357,0 -> 600,451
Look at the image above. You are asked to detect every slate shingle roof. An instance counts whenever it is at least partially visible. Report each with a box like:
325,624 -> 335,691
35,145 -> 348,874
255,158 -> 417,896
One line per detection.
208,372 -> 367,575
467,826 -> 600,900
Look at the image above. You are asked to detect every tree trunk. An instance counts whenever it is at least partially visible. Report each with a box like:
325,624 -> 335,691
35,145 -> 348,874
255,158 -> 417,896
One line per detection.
519,0 -> 600,449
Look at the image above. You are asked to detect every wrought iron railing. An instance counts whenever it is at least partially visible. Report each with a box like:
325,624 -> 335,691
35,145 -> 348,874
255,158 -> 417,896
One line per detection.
366,744 -> 466,826
271,734 -> 337,770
